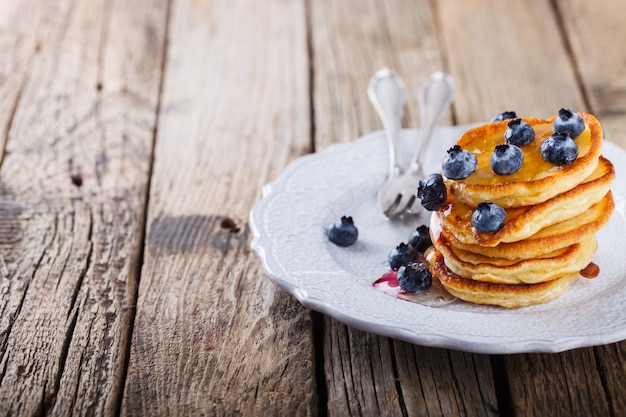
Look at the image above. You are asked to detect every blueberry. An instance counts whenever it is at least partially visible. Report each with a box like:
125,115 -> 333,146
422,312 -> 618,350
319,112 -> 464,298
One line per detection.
408,225 -> 432,253
491,111 -> 517,122
442,145 -> 478,180
397,261 -> 433,292
541,133 -> 578,166
417,173 -> 447,211
504,119 -> 535,146
490,144 -> 523,175
326,216 -> 358,247
472,202 -> 506,233
553,109 -> 585,139
388,242 -> 417,270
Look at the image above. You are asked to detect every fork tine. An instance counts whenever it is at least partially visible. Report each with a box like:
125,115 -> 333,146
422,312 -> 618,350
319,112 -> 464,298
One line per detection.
391,194 -> 415,217
382,194 -> 401,218
407,196 -> 422,216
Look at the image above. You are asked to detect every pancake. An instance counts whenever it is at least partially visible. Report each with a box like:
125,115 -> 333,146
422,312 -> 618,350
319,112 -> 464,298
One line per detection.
439,191 -> 614,260
425,111 -> 615,308
438,156 -> 614,247
444,113 -> 603,208
427,249 -> 580,308
433,233 -> 597,285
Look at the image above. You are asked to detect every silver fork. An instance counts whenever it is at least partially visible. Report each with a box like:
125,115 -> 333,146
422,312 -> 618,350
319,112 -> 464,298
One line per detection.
369,70 -> 455,217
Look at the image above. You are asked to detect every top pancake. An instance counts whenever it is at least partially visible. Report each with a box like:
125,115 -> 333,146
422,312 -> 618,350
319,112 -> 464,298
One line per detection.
444,113 -> 603,208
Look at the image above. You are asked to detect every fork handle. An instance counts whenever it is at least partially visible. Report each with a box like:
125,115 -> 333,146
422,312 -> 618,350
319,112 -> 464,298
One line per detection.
368,68 -> 405,177
409,71 -> 455,174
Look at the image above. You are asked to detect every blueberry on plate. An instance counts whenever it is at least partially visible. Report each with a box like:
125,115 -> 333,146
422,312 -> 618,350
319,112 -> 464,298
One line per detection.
472,202 -> 506,234
541,133 -> 578,166
417,173 -> 447,211
397,261 -> 433,292
490,144 -> 524,175
504,119 -> 535,146
491,111 -> 517,122
442,145 -> 478,180
408,225 -> 432,253
388,242 -> 417,270
553,109 -> 585,139
326,216 -> 358,247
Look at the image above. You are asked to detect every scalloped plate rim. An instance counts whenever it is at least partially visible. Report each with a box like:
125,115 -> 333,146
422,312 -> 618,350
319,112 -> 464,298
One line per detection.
249,124 -> 626,354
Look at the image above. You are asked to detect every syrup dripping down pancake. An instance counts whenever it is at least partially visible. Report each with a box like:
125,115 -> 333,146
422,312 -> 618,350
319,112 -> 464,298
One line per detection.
444,113 -> 603,208
439,156 -> 614,247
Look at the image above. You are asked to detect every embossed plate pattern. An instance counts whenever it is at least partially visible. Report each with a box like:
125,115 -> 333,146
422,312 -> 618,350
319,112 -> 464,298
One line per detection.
249,125 -> 626,354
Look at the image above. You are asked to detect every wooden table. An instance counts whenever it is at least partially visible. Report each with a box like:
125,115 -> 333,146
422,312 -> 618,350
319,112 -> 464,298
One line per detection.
1,0 -> 625,415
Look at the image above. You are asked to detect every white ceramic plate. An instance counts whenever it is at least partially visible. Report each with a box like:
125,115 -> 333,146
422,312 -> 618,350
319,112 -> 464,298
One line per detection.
249,125 -> 626,354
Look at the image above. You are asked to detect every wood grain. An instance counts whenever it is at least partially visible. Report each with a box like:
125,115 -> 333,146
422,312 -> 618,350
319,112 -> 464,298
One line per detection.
311,0 -> 454,152
121,0 -> 316,415
439,0 -> 584,123
501,350 -> 611,416
0,0 -> 167,415
311,0 -> 498,416
0,0 -> 44,164
0,0 -> 624,416
555,0 -> 626,146
594,342 -> 626,416
394,343 -> 498,416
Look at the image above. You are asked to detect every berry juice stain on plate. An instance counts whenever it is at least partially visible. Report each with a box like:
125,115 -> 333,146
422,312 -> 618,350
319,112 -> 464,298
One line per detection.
373,271 -> 457,307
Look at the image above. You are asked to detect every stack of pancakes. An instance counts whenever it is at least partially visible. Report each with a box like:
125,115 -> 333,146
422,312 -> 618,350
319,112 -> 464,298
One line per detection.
427,113 -> 615,308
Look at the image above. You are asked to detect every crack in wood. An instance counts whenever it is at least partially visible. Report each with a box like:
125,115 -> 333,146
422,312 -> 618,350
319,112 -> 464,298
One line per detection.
0,208 -> 55,377
490,355 -> 514,417
66,206 -> 93,321
388,340 -> 409,417
312,311 -> 328,417
68,302 -> 94,415
115,1 -> 173,413
592,347 -> 616,417
45,307 -> 79,415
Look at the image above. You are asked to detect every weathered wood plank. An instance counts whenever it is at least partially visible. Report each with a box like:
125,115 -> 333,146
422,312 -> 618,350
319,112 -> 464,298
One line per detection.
0,0 -> 43,163
394,343 -> 499,416
439,0 -> 584,123
501,350 -> 611,416
311,0 -> 498,416
0,0 -> 167,415
439,0 -> 621,415
311,0 -> 454,152
556,0 -> 626,147
594,343 -> 626,416
121,0 -> 316,415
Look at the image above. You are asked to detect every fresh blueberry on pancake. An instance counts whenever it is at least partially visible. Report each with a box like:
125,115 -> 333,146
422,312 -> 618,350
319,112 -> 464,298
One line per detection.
491,111 -> 517,122
504,118 -> 535,146
490,144 -> 524,175
553,108 -> 585,139
326,216 -> 358,247
408,225 -> 432,253
417,173 -> 447,211
397,261 -> 433,292
442,145 -> 478,180
471,202 -> 506,233
388,242 -> 417,270
541,133 -> 578,166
